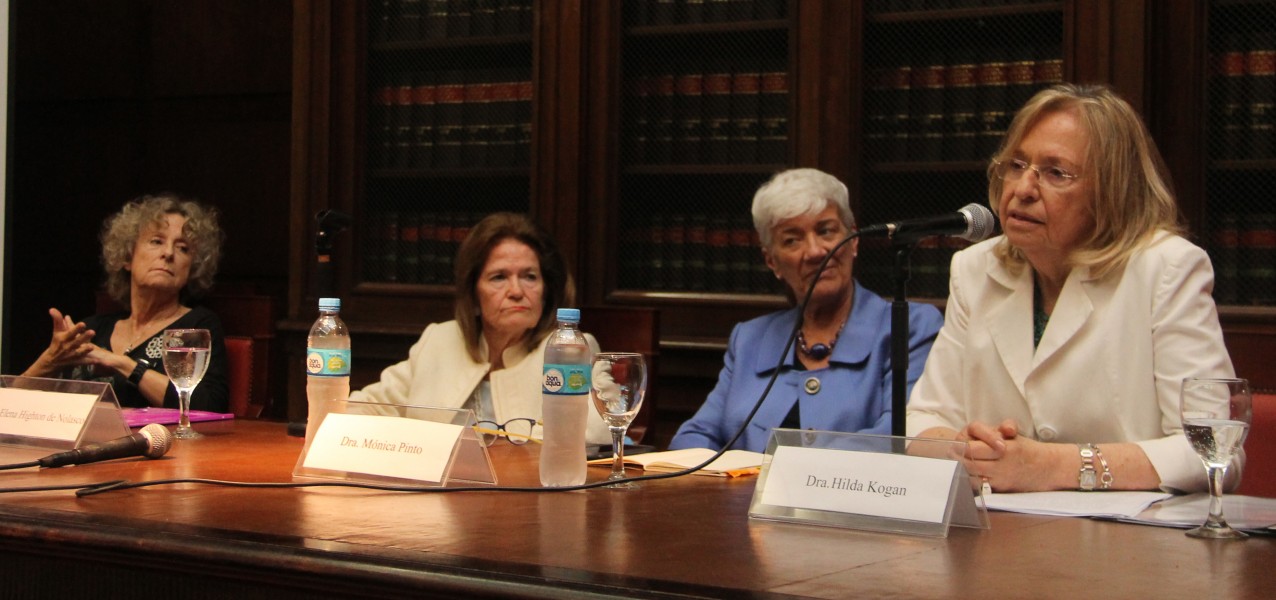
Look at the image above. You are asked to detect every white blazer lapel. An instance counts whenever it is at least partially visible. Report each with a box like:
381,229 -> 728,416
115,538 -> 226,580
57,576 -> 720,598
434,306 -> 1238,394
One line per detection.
1031,268 -> 1095,369
986,262 -> 1034,396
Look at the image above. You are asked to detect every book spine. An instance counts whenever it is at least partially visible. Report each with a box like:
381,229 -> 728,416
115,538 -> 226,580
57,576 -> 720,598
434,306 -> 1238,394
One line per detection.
472,0 -> 496,36
675,70 -> 705,164
707,214 -> 731,292
944,50 -> 978,161
434,214 -> 454,283
730,68 -> 760,163
419,213 -> 439,284
729,215 -> 753,293
703,66 -> 733,164
976,47 -> 1009,160
448,0 -> 473,37
911,52 -> 946,162
435,72 -> 466,168
758,64 -> 789,164
515,77 -> 533,167
665,213 -> 687,290
647,213 -> 667,290
496,0 -> 521,34
463,73 -> 493,167
372,0 -> 395,44
398,212 -> 421,284
372,83 -> 397,168
1005,46 -> 1037,118
1247,32 -> 1275,160
685,213 -> 708,291
1215,39 -> 1248,160
488,76 -> 519,167
626,76 -> 651,164
886,64 -> 911,162
423,0 -> 449,39
395,0 -> 422,41
650,73 -> 676,164
393,75 -> 416,168
411,73 -> 437,169
382,211 -> 401,282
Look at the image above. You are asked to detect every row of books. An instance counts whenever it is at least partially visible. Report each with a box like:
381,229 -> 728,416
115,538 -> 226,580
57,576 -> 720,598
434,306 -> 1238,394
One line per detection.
867,0 -> 1058,13
626,0 -> 786,27
865,47 -> 1063,163
1213,213 -> 1276,306
623,68 -> 788,165
1211,32 -> 1276,160
370,0 -> 533,43
369,71 -> 533,170
363,211 -> 488,285
620,214 -> 782,294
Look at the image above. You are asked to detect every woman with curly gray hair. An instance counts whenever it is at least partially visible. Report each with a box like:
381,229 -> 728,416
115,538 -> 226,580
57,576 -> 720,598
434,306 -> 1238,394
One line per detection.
23,194 -> 230,412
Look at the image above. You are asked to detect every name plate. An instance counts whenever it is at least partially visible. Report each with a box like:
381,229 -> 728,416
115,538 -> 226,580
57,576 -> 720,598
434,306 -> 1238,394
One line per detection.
303,412 -> 464,484
0,388 -> 99,442
749,429 -> 988,537
760,446 -> 957,524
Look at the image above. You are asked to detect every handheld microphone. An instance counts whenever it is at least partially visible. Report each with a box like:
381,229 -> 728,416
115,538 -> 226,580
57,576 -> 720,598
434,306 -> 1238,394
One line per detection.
38,423 -> 173,468
859,203 -> 998,243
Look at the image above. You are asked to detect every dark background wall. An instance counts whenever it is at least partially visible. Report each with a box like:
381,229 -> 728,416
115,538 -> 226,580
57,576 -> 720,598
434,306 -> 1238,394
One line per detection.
4,0 -> 293,372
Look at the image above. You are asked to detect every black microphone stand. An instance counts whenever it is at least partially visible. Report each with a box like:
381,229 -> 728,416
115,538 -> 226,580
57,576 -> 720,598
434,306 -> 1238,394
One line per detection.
889,242 -> 914,438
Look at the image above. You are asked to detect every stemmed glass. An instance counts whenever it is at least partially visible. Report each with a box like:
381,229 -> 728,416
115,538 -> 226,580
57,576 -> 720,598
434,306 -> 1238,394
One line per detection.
162,328 -> 212,440
590,352 -> 648,489
1180,377 -> 1252,539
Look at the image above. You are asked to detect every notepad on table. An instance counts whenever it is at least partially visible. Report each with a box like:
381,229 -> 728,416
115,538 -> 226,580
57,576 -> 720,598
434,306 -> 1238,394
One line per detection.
588,448 -> 764,477
122,407 -> 235,428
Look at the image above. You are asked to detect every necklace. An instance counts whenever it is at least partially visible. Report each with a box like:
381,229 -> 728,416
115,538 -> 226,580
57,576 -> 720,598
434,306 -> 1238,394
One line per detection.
122,308 -> 183,353
797,321 -> 845,361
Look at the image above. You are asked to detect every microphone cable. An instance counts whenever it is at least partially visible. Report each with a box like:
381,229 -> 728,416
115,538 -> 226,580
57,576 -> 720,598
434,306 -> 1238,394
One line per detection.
5,232 -> 860,498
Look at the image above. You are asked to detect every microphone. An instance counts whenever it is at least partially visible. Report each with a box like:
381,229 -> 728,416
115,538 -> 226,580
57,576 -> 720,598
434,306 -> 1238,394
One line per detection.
38,423 -> 173,468
859,203 -> 998,243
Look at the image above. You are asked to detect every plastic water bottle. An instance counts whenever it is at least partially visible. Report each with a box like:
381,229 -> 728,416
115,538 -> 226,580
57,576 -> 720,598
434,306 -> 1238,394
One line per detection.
540,307 -> 592,486
304,297 -> 351,451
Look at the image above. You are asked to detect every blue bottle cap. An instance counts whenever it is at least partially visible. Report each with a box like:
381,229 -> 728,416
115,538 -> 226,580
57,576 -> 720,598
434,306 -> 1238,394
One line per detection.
556,308 -> 580,323
319,297 -> 341,311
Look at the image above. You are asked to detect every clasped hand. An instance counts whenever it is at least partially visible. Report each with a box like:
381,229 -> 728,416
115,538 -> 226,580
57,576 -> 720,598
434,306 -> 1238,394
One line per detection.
955,419 -> 1061,492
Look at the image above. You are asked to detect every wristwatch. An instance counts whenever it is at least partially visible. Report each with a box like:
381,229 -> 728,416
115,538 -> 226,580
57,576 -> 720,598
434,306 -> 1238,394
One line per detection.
1078,444 -> 1098,491
128,358 -> 152,386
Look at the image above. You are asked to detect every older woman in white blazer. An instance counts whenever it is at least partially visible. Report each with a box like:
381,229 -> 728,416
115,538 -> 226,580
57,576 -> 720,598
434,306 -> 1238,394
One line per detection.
906,84 -> 1238,493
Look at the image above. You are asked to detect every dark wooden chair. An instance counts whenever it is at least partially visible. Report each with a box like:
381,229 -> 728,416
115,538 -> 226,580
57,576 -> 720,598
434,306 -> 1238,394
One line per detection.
580,306 -> 660,444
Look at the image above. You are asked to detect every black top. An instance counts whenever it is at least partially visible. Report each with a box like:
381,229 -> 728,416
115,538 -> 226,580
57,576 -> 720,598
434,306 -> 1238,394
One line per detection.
70,306 -> 230,412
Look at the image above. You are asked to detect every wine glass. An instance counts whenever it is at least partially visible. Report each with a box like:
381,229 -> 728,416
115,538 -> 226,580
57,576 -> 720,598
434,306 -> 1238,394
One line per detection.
590,352 -> 648,489
1180,377 -> 1252,539
162,328 -> 212,440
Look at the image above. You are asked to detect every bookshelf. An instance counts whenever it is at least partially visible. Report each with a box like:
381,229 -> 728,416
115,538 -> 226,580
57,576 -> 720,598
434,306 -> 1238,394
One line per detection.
289,0 -> 1276,439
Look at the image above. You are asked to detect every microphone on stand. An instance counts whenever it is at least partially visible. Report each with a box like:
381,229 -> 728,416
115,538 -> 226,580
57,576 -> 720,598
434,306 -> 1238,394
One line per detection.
858,203 -> 998,243
37,423 -> 173,468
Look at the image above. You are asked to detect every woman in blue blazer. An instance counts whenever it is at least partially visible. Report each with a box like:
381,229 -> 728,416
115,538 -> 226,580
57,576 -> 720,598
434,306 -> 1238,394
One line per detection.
670,169 -> 943,452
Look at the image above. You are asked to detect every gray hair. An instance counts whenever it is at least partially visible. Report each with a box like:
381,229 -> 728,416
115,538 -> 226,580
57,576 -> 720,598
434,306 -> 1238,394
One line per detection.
101,194 -> 224,307
751,168 -> 855,248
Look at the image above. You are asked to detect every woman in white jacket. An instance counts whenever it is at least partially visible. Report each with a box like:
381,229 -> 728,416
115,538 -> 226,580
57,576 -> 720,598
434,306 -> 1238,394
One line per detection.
906,84 -> 1238,494
351,212 -> 610,445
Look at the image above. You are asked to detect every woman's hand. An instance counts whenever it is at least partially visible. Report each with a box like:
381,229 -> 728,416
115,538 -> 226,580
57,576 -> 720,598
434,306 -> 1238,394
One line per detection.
958,418 -> 1072,492
22,308 -> 97,377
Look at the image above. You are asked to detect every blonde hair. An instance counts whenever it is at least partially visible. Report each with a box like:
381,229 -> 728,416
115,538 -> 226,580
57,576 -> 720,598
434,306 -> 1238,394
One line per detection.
987,83 -> 1183,278
100,194 -> 224,307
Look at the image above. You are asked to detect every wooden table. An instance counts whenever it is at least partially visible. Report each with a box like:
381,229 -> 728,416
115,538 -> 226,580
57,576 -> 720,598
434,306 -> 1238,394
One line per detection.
0,420 -> 1271,599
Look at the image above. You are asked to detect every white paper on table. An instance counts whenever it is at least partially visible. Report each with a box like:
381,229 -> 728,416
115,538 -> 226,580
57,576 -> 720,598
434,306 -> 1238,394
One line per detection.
1116,493 -> 1276,531
984,490 -> 1173,518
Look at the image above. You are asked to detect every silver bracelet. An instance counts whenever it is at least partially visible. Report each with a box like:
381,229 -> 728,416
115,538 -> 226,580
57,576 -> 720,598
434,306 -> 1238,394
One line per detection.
1093,444 -> 1114,490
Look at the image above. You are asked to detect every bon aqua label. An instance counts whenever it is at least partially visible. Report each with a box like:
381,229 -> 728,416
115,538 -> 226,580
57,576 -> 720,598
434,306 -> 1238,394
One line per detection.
542,363 -> 589,395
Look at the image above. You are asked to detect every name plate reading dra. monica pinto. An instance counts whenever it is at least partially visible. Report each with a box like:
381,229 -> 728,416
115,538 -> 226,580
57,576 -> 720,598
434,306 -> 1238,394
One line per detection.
304,412 -> 464,485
